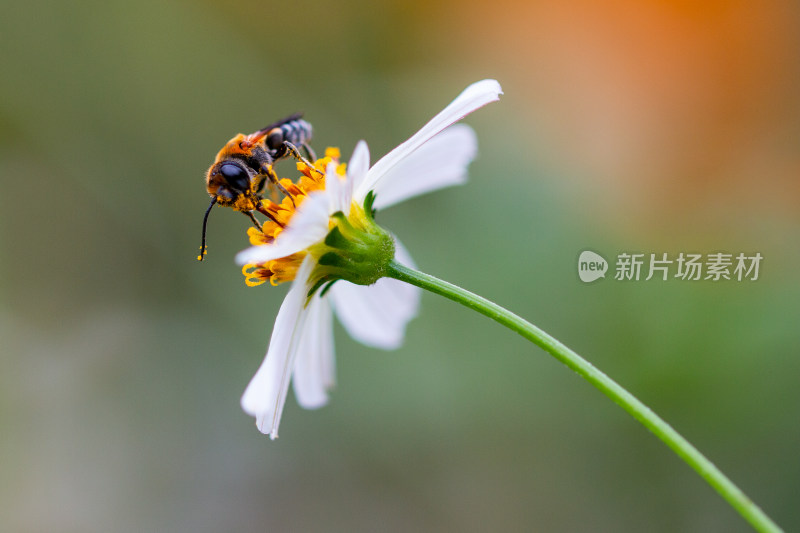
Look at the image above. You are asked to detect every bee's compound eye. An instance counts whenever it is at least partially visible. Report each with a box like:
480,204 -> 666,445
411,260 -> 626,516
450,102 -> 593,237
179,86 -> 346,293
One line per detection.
218,162 -> 249,191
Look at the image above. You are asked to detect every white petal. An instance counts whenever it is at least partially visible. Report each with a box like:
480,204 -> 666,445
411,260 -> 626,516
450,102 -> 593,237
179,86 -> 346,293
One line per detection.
324,160 -> 354,217
292,294 -> 335,409
347,141 -> 370,199
240,256 -> 314,439
235,192 -> 331,265
371,124 -> 477,210
329,236 -> 420,350
355,79 -> 502,202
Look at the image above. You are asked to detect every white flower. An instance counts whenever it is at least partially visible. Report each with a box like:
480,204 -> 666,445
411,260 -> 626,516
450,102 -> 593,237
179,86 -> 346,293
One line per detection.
235,79 -> 503,438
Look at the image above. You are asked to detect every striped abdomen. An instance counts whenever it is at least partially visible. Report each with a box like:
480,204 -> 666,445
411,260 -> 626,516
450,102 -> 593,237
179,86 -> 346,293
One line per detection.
265,117 -> 313,152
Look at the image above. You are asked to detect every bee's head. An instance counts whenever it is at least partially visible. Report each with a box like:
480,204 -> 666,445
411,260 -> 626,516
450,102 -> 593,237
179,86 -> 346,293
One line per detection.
199,159 -> 260,262
206,160 -> 256,204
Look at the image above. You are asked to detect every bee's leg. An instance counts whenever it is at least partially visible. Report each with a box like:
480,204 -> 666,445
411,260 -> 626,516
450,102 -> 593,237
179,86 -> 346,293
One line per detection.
243,211 -> 263,231
249,146 -> 295,204
280,141 -> 323,176
302,142 -> 317,162
254,175 -> 268,195
259,164 -> 296,207
255,174 -> 280,203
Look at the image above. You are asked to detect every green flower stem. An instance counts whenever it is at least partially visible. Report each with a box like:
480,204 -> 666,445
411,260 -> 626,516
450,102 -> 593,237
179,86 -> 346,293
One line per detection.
386,260 -> 782,533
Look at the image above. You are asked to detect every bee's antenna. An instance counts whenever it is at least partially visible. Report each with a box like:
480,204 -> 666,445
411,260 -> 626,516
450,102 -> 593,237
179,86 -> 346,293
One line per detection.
198,197 -> 217,261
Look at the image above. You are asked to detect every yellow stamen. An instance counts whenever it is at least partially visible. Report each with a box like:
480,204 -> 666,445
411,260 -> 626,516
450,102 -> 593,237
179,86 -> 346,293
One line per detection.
242,148 -> 347,287
242,264 -> 269,287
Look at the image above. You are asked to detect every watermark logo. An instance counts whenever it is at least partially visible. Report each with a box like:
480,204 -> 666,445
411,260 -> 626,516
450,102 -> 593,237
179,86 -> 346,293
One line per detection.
578,250 -> 609,283
577,251 -> 762,283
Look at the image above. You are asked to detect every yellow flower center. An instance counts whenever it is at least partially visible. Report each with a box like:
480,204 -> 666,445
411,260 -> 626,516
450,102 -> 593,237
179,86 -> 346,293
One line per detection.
242,148 -> 346,287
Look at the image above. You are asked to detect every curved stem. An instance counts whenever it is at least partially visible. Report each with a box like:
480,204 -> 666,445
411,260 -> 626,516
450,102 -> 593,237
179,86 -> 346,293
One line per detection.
386,261 -> 782,533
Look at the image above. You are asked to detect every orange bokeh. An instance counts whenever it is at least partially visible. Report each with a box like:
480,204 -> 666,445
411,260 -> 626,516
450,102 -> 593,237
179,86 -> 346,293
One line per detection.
451,0 -> 800,217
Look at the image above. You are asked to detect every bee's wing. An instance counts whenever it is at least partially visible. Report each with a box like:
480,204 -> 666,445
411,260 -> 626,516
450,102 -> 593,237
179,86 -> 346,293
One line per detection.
256,112 -> 304,136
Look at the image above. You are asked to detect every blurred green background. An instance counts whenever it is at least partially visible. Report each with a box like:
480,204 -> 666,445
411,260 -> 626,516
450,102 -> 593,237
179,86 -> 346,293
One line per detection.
2,1 -> 799,531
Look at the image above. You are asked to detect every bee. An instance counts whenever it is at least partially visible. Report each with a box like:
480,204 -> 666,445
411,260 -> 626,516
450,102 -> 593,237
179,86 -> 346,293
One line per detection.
199,113 -> 318,261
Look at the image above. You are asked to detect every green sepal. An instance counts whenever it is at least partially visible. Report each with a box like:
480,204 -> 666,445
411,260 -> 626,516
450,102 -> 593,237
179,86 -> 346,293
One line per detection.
363,190 -> 377,218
